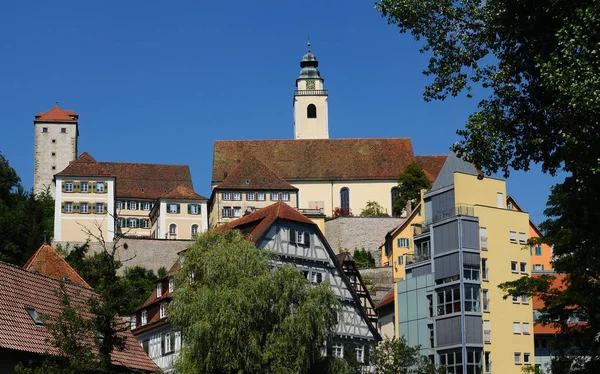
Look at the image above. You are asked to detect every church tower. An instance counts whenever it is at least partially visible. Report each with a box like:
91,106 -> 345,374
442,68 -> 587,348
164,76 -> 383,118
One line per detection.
294,42 -> 329,140
33,105 -> 79,198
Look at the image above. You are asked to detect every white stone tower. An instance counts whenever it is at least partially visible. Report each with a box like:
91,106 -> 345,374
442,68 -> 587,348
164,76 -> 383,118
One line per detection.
33,105 -> 78,198
294,42 -> 329,140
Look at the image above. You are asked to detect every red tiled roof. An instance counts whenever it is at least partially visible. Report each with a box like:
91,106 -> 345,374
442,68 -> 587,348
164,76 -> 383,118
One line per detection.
0,262 -> 158,372
23,244 -> 90,288
213,138 -> 442,183
376,289 -> 394,310
34,105 -> 78,123
414,155 -> 447,184
55,152 -> 113,178
215,201 -> 315,243
101,162 -> 193,200
162,184 -> 207,200
215,154 -> 297,191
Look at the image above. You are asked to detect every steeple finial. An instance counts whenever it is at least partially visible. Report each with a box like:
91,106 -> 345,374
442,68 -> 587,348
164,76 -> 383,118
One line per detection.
307,36 -> 311,53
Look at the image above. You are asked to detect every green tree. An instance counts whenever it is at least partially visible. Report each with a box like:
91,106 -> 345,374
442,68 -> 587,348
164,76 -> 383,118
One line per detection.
360,201 -> 390,217
169,230 -> 340,374
393,163 -> 431,216
376,1 -> 600,371
0,152 -> 55,266
371,337 -> 443,374
353,248 -> 376,269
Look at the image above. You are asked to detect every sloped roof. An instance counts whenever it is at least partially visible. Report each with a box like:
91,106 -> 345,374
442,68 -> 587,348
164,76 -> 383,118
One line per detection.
431,151 -> 479,191
0,262 -> 158,372
215,201 -> 315,243
23,244 -> 90,288
415,155 -> 447,184
215,154 -> 297,191
162,184 -> 208,200
34,105 -> 78,123
55,152 -> 113,178
213,138 -> 439,183
376,288 -> 394,310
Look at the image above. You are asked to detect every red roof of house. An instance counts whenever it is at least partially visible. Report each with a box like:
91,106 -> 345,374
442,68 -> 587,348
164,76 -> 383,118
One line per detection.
163,184 -> 207,200
414,155 -> 447,184
55,152 -> 113,178
213,139 -> 445,183
23,244 -> 90,288
34,105 -> 78,123
376,289 -> 394,310
0,262 -> 158,372
215,154 -> 297,191
215,201 -> 315,243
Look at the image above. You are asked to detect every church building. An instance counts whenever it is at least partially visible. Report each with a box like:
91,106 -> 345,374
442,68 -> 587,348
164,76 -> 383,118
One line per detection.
210,44 -> 446,226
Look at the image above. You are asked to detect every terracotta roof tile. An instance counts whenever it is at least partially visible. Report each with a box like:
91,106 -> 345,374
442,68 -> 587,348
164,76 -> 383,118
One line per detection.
34,105 -> 77,123
213,138 -> 420,183
162,184 -> 207,200
55,152 -> 113,178
215,154 -> 297,191
0,262 -> 158,372
376,288 -> 394,310
23,244 -> 90,288
215,201 -> 315,243
414,155 -> 447,184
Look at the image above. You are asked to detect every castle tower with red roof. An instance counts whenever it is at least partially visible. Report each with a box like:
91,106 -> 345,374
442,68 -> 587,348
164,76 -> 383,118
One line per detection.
33,105 -> 79,197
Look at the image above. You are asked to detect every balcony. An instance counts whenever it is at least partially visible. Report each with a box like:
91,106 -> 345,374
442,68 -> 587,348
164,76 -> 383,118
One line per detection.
405,251 -> 431,266
432,204 -> 475,223
294,90 -> 328,96
297,208 -> 325,215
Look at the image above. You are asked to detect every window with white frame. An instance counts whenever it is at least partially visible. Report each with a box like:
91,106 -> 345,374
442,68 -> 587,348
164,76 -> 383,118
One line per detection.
511,261 -> 518,273
142,219 -> 150,229
81,182 -> 88,192
96,182 -> 105,193
485,351 -> 491,374
514,352 -> 522,364
520,262 -> 527,273
497,192 -> 503,208
189,204 -> 199,214
524,353 -> 530,364
306,271 -> 322,284
521,295 -> 529,304
519,232 -> 527,244
512,295 -> 519,303
143,202 -> 151,211
397,238 -> 410,248
222,192 -> 231,200
483,320 -> 491,343
42,127 -> 48,133
523,322 -> 530,334
128,218 -> 138,228
141,310 -> 147,326
65,182 -> 73,192
247,192 -> 255,201
257,192 -> 265,201
356,346 -> 365,363
160,302 -> 166,319
222,207 -> 232,217
233,207 -> 241,217
161,331 -> 175,355
281,192 -> 289,201
96,203 -> 104,214
191,224 -> 199,236
480,227 -> 488,250
482,258 -> 488,280
157,283 -> 162,298
510,231 -> 517,243
233,192 -> 241,201
333,344 -> 343,358
129,201 -> 137,210
130,315 -> 136,330
169,277 -> 174,293
483,289 -> 489,312
80,202 -> 88,214
116,201 -> 124,209
271,192 -> 279,201
513,322 -> 521,334
533,264 -> 543,271
169,224 -> 177,235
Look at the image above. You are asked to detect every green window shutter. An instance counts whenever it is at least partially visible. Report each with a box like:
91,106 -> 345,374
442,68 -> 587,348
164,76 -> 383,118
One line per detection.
397,238 -> 401,247
61,183 -> 66,192
90,182 -> 96,192
408,239 -> 411,248
74,203 -> 80,213
160,334 -> 165,355
103,203 -> 108,213
290,229 -> 297,244
61,203 -> 65,213
73,182 -> 80,192
138,201 -> 141,209
542,265 -> 545,270
177,204 -> 180,213
187,204 -> 191,214
104,182 -> 109,193
91,203 -> 96,212
398,256 -> 403,265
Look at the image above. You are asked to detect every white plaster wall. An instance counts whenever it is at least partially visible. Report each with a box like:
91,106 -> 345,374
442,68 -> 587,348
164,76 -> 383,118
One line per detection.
34,122 -> 77,198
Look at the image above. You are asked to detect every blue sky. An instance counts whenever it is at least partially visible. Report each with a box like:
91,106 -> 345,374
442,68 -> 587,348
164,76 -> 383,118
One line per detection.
0,1 -> 560,223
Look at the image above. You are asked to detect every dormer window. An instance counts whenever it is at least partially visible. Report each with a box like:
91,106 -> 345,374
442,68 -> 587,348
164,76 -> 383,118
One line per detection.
141,310 -> 147,326
157,283 -> 162,298
130,314 -> 137,330
160,302 -> 167,319
169,277 -> 174,293
25,306 -> 44,326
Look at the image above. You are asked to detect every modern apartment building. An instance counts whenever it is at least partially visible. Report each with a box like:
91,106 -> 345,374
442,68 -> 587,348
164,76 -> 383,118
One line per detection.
394,152 -> 535,374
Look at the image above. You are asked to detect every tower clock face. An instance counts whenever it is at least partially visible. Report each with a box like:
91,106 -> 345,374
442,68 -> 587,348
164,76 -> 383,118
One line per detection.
306,80 -> 315,90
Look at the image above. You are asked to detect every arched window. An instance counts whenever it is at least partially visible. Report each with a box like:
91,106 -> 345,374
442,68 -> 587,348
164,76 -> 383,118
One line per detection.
169,224 -> 177,235
191,224 -> 199,236
391,187 -> 399,216
307,104 -> 317,118
340,187 -> 350,212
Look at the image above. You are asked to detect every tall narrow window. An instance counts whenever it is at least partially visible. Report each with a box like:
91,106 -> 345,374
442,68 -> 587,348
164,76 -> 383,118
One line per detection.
391,187 -> 399,215
307,104 -> 317,118
191,224 -> 199,236
169,224 -> 177,235
340,187 -> 350,212
497,192 -> 504,208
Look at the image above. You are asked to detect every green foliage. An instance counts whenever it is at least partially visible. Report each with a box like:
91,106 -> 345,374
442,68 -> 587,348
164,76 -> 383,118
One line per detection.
360,201 -> 389,217
370,337 -> 443,374
377,0 -> 600,370
170,230 -> 340,374
393,163 -> 431,216
353,248 -> 376,269
0,152 -> 55,266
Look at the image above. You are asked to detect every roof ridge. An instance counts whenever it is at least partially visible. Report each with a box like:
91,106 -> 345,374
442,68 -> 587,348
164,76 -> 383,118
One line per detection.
100,161 -> 190,168
23,244 -> 91,288
0,260 -> 93,293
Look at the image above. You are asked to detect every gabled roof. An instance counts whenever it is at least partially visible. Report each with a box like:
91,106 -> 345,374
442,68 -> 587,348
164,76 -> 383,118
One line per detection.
162,184 -> 208,200
376,288 -> 394,310
215,154 -> 297,191
0,262 -> 158,372
23,244 -> 90,288
384,203 -> 421,240
213,138 -> 445,183
431,151 -> 479,190
34,105 -> 78,123
55,152 -> 113,178
415,155 -> 447,184
215,201 -> 315,243
507,195 -> 544,237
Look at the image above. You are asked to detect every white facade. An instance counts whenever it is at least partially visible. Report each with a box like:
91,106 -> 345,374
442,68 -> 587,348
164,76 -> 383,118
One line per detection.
135,324 -> 181,373
294,78 -> 329,140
